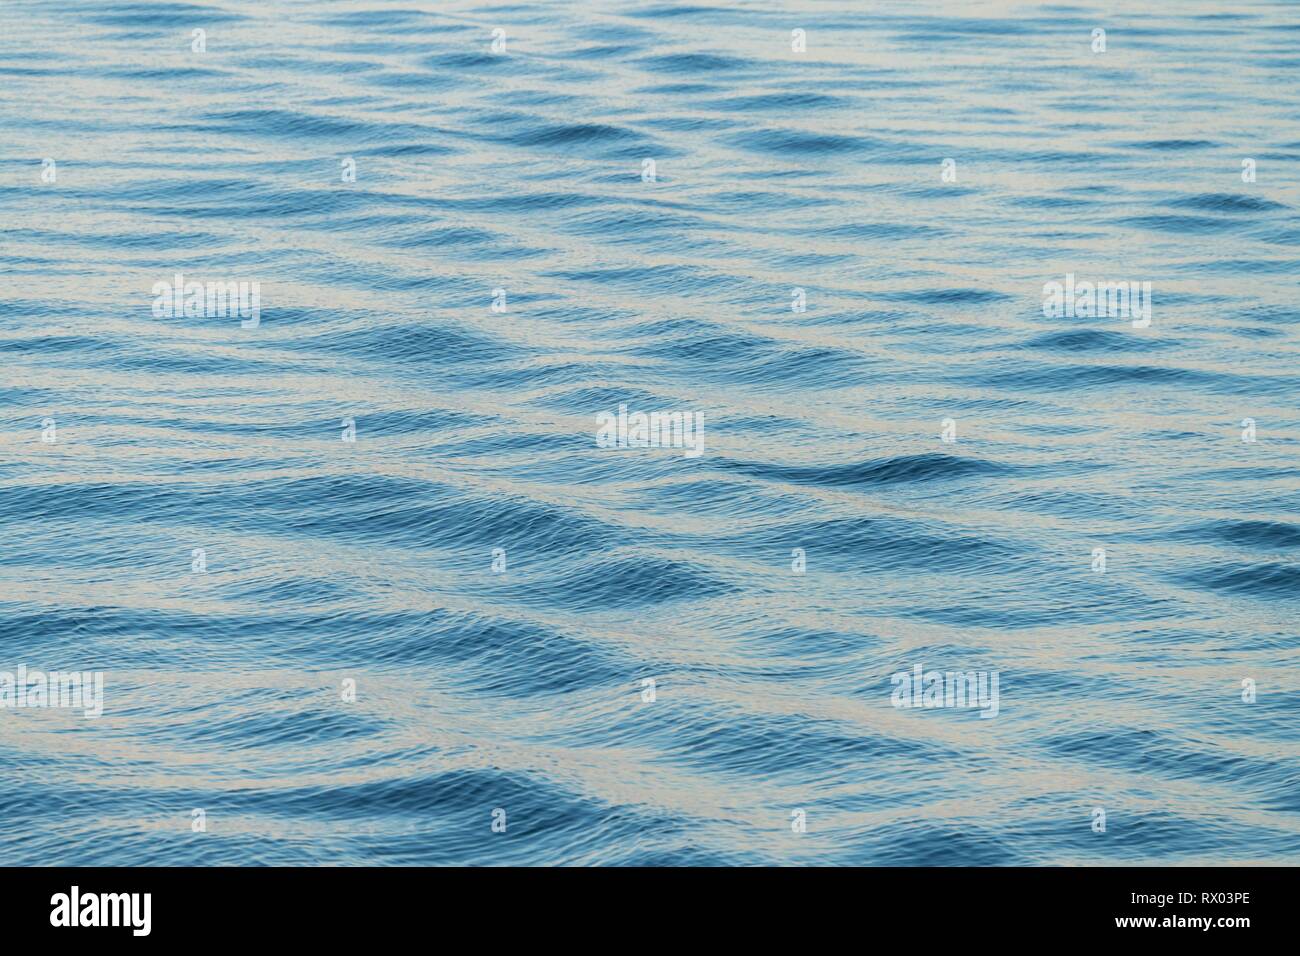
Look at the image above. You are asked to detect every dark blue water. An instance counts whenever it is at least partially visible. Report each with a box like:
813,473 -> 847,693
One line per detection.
2,0 -> 1298,865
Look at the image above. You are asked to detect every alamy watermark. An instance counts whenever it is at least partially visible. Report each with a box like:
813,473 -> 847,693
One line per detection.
152,273 -> 260,328
50,886 -> 150,936
1042,273 -> 1151,328
596,404 -> 704,458
0,665 -> 104,718
890,663 -> 999,718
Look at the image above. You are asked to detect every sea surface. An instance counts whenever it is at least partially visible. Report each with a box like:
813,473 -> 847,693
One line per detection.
1,0 -> 1298,866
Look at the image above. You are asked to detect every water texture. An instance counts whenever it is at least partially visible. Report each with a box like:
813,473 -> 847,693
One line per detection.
1,0 -> 1298,865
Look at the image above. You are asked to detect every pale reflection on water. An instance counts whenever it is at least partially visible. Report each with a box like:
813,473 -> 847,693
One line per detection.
0,0 -> 1297,864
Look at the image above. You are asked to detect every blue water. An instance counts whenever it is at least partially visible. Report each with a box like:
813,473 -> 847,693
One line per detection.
2,0 -> 1298,866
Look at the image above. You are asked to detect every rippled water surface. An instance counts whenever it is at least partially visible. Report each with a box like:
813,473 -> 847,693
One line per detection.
2,0 -> 1298,865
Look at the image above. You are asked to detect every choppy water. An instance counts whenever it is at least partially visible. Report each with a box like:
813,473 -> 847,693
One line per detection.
2,0 -> 1298,866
